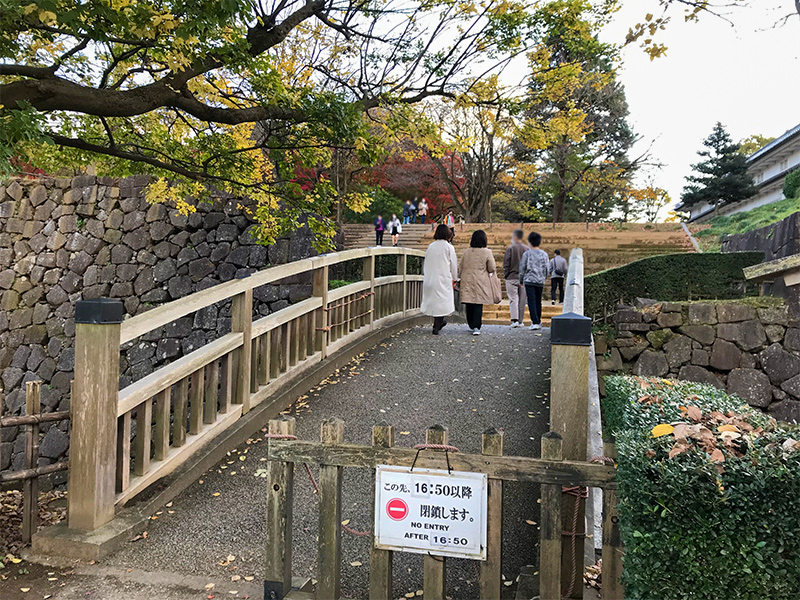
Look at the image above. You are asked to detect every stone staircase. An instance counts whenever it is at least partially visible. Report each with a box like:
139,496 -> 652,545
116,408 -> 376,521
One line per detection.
482,300 -> 563,327
340,221 -> 696,327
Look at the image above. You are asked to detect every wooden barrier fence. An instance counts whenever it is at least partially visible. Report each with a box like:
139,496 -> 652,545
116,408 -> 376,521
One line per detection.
0,381 -> 70,543
68,247 -> 425,531
264,417 -> 622,600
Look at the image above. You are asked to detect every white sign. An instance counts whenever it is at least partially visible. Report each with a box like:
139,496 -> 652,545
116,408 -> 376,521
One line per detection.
374,465 -> 488,560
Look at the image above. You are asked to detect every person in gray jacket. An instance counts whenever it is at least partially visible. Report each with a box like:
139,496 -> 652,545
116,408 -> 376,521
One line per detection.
502,229 -> 528,327
518,231 -> 549,330
548,249 -> 568,305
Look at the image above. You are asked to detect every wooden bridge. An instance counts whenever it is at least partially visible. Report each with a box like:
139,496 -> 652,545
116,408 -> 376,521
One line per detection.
27,245 -> 620,599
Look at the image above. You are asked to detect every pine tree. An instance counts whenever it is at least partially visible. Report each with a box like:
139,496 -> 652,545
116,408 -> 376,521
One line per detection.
681,122 -> 757,212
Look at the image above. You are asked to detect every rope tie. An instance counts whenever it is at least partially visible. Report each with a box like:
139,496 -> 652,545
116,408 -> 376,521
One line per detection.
562,485 -> 590,598
410,443 -> 460,474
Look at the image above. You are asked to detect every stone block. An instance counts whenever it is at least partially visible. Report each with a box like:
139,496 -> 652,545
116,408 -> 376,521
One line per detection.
646,329 -> 674,350
678,324 -> 715,346
661,302 -> 683,313
123,229 -> 150,250
688,303 -> 717,325
727,368 -> 772,408
188,258 -> 215,282
709,339 -> 741,371
618,322 -> 650,332
620,340 -> 650,361
760,343 -> 800,385
769,400 -> 800,424
633,350 -> 668,377
678,365 -> 725,390
615,310 -> 642,324
765,325 -> 785,343
740,353 -> 757,369
133,267 -> 155,296
784,328 -> 800,352
656,311 -> 683,329
691,349 -> 709,366
781,373 -> 800,399
758,306 -> 789,326
717,303 -> 756,323
716,320 -> 766,352
227,245 -> 250,267
40,427 -> 69,459
596,347 -> 623,372
68,251 -> 93,275
664,334 -> 692,369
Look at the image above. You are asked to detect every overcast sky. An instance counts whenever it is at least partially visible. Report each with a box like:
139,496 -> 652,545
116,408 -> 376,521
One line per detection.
600,0 -> 800,212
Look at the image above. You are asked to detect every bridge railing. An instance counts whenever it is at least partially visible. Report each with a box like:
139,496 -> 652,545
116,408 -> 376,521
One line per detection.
68,246 -> 424,531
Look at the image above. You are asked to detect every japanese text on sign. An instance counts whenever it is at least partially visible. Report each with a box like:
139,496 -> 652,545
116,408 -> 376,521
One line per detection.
374,465 -> 487,560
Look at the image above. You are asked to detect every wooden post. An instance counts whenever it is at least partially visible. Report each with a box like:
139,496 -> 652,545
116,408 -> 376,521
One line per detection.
398,252 -> 408,315
232,287 -> 253,413
220,354 -> 233,414
265,416 -> 295,600
173,377 -> 189,446
362,253 -> 375,329
480,428 -> 504,600
270,327 -> 281,380
116,412 -> 131,494
22,381 -> 41,543
602,441 -> 623,600
68,298 -> 123,531
540,432 -> 563,600
318,418 -> 344,600
189,369 -> 204,435
133,399 -> 152,477
550,312 -> 591,598
423,424 -> 447,600
313,264 -> 329,358
203,360 -> 219,425
369,422 -> 394,600
153,388 -> 171,460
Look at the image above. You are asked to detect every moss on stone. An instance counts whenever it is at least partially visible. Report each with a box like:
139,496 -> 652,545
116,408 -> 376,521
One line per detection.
646,328 -> 675,350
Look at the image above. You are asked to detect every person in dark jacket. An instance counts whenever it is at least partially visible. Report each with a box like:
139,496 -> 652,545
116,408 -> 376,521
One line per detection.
374,214 -> 386,246
503,229 -> 528,327
402,200 -> 412,224
518,232 -> 549,330
549,249 -> 568,304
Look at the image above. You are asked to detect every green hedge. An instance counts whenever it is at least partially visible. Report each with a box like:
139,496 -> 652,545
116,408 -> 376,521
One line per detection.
604,376 -> 800,599
585,252 -> 763,320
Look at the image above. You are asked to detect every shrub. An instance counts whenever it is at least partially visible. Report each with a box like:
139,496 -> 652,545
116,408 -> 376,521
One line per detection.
584,252 -> 763,320
604,376 -> 800,600
784,168 -> 800,200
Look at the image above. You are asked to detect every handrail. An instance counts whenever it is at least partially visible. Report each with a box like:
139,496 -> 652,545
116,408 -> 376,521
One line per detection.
120,246 -> 425,344
69,245 -> 427,529
562,248 -> 584,316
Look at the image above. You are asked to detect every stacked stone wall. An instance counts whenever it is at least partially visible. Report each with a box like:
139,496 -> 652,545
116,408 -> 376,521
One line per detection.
0,175 -> 316,476
596,298 -> 800,423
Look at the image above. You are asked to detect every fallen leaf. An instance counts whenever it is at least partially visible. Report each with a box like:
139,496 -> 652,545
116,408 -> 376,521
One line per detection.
244,576 -> 254,582
710,449 -> 725,462
205,583 -> 216,590
718,424 -> 739,433
525,520 -> 537,526
21,588 -> 30,593
651,424 -> 674,438
228,591 -> 238,595
350,561 -> 362,567
231,575 -> 241,581
405,593 -> 416,598
686,406 -> 702,422
504,580 -> 514,586
399,432 -> 410,436
341,520 -> 350,526
212,493 -> 221,497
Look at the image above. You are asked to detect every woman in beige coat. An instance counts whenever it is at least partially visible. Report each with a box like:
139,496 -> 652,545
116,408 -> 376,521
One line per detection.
459,229 -> 496,335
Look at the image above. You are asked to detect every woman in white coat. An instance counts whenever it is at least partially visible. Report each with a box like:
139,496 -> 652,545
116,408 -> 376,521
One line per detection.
421,224 -> 458,335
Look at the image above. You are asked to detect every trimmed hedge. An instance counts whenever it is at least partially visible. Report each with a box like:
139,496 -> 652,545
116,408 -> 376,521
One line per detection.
604,376 -> 800,600
585,252 -> 763,320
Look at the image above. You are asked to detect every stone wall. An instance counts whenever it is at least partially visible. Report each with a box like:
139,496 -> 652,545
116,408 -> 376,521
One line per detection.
595,298 -> 800,423
0,175 -> 316,475
721,212 -> 800,311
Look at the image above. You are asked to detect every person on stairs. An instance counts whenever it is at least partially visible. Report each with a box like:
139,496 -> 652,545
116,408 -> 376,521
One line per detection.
418,197 -> 429,224
459,229 -> 496,336
549,249 -> 568,305
421,224 -> 459,335
519,231 -> 549,330
374,214 -> 386,246
402,200 -> 413,224
389,213 -> 402,246
503,229 -> 528,328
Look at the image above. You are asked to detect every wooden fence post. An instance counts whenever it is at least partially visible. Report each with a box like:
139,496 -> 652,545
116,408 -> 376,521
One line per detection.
602,441 -> 623,600
540,432 -> 563,600
313,264 -> 329,359
398,252 -> 408,315
318,418 -> 344,600
265,416 -> 295,600
232,286 -> 253,414
480,427 -> 504,600
22,381 -> 41,543
370,422 -> 394,600
69,298 -> 123,531
364,254 -> 376,330
423,424 -> 447,600
549,311 -> 592,598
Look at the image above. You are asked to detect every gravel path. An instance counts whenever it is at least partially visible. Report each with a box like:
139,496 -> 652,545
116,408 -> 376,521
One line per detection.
106,323 -> 552,599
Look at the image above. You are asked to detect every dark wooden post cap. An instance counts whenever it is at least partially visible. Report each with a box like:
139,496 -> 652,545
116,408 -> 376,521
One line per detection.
550,312 -> 592,346
75,298 -> 124,324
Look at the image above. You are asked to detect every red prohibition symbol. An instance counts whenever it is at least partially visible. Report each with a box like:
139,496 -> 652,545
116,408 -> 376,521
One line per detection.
386,498 -> 409,521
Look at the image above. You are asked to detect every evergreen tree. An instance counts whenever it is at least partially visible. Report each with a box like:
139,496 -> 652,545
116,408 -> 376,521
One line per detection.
681,123 -> 757,212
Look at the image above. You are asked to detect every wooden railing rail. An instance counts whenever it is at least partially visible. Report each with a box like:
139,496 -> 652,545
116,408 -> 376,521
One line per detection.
69,247 -> 425,530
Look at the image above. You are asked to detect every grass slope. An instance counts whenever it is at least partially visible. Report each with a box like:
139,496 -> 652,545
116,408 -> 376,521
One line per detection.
692,195 -> 800,251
